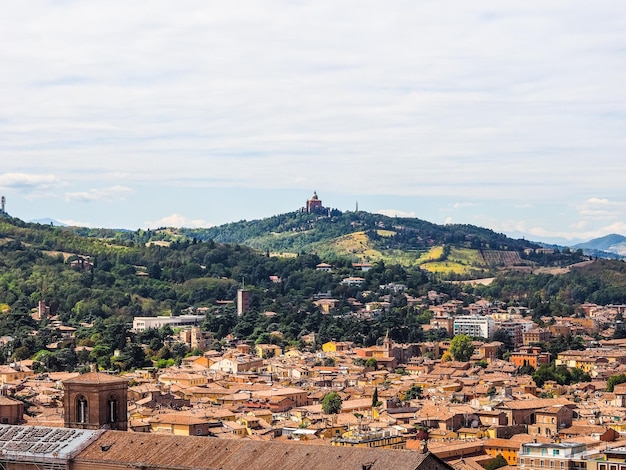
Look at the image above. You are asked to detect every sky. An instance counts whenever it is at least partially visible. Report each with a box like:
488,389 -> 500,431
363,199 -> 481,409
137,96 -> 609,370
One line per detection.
0,1 -> 625,245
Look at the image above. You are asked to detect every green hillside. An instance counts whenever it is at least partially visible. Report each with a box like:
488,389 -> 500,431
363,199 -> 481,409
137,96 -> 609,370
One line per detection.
177,210 -> 538,275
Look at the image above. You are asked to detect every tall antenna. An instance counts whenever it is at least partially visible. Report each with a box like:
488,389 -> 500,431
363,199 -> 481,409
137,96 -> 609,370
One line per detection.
1,196 -> 5,213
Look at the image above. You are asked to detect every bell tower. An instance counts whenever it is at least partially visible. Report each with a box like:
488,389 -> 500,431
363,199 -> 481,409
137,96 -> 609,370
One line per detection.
63,372 -> 128,430
383,330 -> 392,357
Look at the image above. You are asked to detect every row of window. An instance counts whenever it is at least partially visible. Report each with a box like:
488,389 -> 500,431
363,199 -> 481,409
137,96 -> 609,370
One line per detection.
598,464 -> 626,470
520,458 -> 565,469
75,395 -> 119,423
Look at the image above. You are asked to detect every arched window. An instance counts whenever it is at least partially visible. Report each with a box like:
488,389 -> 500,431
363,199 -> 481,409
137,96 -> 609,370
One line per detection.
107,395 -> 118,423
76,396 -> 88,424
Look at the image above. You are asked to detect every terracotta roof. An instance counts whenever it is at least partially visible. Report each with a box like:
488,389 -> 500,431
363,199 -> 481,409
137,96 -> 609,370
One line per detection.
62,372 -> 128,384
76,430 -> 447,470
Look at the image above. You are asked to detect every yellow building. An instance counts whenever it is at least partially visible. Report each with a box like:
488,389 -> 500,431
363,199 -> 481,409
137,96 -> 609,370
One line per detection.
0,365 -> 34,384
158,372 -> 208,387
322,341 -> 353,354
148,413 -> 219,436
331,430 -> 406,449
255,343 -> 282,358
484,437 -> 533,466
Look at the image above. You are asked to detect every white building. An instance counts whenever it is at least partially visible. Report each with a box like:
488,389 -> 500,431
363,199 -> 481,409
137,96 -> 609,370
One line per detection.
132,314 -> 204,332
340,277 -> 365,287
453,315 -> 496,339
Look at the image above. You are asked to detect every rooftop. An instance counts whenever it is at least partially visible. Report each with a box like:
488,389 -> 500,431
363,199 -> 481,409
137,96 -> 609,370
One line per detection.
0,424 -> 99,462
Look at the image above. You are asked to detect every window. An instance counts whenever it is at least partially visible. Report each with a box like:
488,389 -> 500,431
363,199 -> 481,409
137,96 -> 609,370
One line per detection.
551,461 -> 555,468
541,460 -> 545,468
553,450 -> 560,456
76,396 -> 88,424
107,396 -> 118,423
560,462 -> 564,469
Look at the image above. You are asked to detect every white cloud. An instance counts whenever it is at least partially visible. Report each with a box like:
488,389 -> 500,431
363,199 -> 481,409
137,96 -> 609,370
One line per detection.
376,209 -> 416,218
64,186 -> 133,203
577,198 -> 625,219
59,219 -> 93,227
144,214 -> 212,229
0,173 -> 60,191
496,219 -> 626,242
0,2 -> 625,236
452,202 -> 478,209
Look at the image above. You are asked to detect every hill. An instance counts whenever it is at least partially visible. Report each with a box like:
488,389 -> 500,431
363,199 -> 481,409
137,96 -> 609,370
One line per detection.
0,212 -> 623,373
573,234 -> 626,257
176,210 -> 542,276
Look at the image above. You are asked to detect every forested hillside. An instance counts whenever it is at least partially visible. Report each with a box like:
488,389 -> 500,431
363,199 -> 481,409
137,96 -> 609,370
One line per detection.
179,210 -> 534,253
0,213 -> 623,374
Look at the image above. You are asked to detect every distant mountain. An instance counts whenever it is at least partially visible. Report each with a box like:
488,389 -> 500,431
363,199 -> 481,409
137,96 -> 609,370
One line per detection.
29,218 -> 68,227
573,234 -> 626,257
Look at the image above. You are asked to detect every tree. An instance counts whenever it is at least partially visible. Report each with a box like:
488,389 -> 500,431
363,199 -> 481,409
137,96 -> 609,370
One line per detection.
403,384 -> 423,401
323,357 -> 336,367
372,387 -> 380,408
607,373 -> 626,392
365,358 -> 378,370
485,454 -> 508,470
449,334 -> 474,362
321,392 -> 342,414
517,363 -> 535,376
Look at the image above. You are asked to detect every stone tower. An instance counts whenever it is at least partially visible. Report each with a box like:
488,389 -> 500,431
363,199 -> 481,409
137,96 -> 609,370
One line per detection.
237,288 -> 250,316
383,330 -> 392,357
63,372 -> 128,430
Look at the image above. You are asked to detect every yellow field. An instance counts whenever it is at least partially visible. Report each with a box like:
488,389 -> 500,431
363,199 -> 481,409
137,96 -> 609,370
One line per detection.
325,231 -> 384,260
419,247 -> 486,274
376,229 -> 396,237
416,246 -> 444,263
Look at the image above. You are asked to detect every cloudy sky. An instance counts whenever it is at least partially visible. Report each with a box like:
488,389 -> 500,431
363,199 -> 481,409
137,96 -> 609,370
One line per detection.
1,1 -> 624,244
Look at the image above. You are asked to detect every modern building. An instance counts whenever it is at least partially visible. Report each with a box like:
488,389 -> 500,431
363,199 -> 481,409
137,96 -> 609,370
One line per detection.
132,314 -> 204,332
588,446 -> 626,470
453,315 -> 496,339
518,442 -> 587,470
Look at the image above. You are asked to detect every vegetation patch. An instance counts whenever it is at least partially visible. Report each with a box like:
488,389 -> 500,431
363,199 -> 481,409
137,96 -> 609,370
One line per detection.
416,246 -> 444,263
311,231 -> 383,260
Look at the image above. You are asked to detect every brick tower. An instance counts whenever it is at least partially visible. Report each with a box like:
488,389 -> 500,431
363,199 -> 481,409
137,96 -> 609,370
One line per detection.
63,372 -> 128,430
